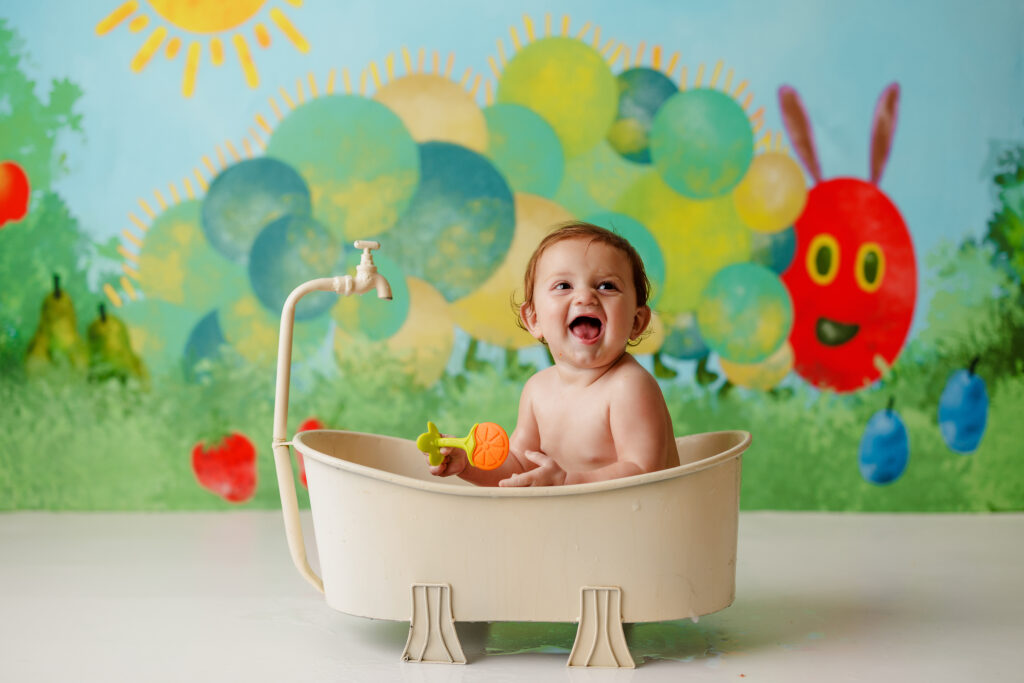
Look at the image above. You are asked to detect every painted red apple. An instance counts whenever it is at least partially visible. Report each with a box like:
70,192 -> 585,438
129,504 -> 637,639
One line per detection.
0,161 -> 30,228
296,417 -> 324,488
191,432 -> 257,503
778,84 -> 917,392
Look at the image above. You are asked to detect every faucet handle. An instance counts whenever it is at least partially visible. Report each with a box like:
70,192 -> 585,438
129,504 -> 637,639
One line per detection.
353,240 -> 380,251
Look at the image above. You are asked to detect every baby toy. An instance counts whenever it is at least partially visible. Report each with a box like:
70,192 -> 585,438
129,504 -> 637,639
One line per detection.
416,421 -> 509,471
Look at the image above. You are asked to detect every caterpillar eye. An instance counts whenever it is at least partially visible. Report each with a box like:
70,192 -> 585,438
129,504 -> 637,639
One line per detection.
806,233 -> 839,285
855,242 -> 885,292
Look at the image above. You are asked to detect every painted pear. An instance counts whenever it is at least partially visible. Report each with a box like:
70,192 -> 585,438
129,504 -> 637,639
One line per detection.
25,274 -> 88,375
87,303 -> 147,383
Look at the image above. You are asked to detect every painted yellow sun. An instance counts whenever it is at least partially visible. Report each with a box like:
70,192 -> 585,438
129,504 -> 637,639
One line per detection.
96,0 -> 310,98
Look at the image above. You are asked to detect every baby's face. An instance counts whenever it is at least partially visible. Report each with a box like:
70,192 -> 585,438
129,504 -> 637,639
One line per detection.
523,237 -> 649,371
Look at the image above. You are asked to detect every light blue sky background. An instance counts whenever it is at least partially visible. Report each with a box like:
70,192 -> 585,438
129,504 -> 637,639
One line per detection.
4,0 -> 1024,340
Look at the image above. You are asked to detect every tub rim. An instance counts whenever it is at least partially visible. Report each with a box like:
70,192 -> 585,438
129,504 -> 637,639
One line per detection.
293,428 -> 751,498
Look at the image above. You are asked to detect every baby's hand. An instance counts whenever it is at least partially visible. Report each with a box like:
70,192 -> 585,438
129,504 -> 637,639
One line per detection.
499,450 -> 566,487
425,435 -> 468,477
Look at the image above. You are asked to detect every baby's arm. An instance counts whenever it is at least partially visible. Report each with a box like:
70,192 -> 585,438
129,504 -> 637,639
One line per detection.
564,369 -> 673,485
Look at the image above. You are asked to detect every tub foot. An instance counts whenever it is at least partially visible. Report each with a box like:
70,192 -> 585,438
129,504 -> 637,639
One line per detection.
568,586 -> 635,668
402,583 -> 466,664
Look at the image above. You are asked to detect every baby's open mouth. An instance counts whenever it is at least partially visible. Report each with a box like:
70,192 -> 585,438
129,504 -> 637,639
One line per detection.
569,316 -> 603,343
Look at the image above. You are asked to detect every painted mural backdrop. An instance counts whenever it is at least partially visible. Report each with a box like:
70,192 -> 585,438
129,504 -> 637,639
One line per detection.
1,4 -> 1021,511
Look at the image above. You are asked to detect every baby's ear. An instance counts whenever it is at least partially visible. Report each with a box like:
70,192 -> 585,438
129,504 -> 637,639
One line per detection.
519,302 -> 542,340
631,305 -> 652,340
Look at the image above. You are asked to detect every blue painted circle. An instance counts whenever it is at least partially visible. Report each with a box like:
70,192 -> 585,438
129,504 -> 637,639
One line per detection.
607,67 -> 679,164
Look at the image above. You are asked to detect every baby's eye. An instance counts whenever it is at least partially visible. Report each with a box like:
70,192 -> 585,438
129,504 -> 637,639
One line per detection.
597,281 -> 618,291
553,282 -> 571,290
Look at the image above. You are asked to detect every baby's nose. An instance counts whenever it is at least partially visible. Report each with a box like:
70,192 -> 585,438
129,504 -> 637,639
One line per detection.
574,288 -> 598,305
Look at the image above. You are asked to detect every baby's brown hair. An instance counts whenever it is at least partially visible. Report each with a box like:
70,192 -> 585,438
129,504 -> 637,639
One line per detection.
515,222 -> 652,340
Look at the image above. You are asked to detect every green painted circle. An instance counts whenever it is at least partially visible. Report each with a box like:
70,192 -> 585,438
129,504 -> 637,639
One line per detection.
650,88 -> 754,199
697,263 -> 792,364
483,103 -> 564,198
266,94 -> 420,242
497,37 -> 618,158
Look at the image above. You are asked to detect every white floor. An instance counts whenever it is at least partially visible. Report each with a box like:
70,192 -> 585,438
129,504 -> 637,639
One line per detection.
1,511 -> 1020,682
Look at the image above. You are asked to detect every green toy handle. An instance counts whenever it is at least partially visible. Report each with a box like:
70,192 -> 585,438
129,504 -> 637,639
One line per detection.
417,421 -> 476,467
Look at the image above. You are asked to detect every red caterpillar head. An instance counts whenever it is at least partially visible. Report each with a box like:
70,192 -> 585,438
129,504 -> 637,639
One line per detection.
778,83 -> 917,392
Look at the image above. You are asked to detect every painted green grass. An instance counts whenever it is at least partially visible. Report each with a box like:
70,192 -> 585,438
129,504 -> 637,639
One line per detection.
1,344 -> 1021,511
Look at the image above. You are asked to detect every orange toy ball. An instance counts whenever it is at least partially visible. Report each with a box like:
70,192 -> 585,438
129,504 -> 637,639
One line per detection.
472,422 -> 509,470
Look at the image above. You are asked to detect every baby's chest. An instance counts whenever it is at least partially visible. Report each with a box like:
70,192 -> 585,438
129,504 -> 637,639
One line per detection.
533,397 -> 616,467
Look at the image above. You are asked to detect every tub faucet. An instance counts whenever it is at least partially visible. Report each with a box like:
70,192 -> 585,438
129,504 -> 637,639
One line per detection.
335,240 -> 392,299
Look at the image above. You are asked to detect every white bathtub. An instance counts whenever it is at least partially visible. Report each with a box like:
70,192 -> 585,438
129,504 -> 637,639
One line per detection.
280,428 -> 751,667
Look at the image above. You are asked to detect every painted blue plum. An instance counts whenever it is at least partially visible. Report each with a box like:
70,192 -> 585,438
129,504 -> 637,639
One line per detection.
938,362 -> 988,454
858,406 -> 909,485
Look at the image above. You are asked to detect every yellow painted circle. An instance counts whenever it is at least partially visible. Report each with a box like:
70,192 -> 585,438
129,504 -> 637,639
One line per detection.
806,233 -> 840,285
855,242 -> 886,292
147,0 -> 267,34
450,193 -> 574,349
731,152 -> 808,233
374,74 -> 489,153
719,340 -> 794,390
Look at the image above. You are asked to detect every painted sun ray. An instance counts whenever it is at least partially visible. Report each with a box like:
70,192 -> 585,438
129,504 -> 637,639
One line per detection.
270,7 -> 309,53
255,114 -> 272,134
576,21 -> 592,40
131,26 -> 167,73
756,131 -> 772,151
592,26 -> 601,49
326,68 -> 336,94
184,177 -> 195,199
103,283 -> 123,308
278,86 -> 295,109
509,26 -> 521,51
620,46 -> 632,70
402,47 -> 413,73
635,42 -> 646,67
417,47 -> 425,72
123,263 -> 141,282
561,15 -> 570,36
460,67 -> 471,87
214,145 -> 227,168
488,56 -> 500,79
168,183 -> 180,204
153,188 -> 167,210
695,63 -> 706,87
496,39 -> 506,66
183,42 -> 200,97
711,60 -> 723,88
137,198 -> 155,219
211,37 -> 224,66
243,138 -> 254,157
601,39 -> 616,57
225,140 -> 241,162
343,67 -> 352,93
679,65 -> 688,90
607,44 -> 622,64
445,52 -> 454,78
95,1 -> 138,36
295,77 -> 305,104
122,228 -> 143,248
308,71 -> 318,97
118,244 -> 138,264
470,73 -> 481,98
128,212 -> 148,233
370,61 -> 382,89
359,69 -> 367,95
129,15 -> 149,33
193,168 -> 208,192
742,92 -> 753,110
386,54 -> 395,81
233,34 -> 259,88
523,15 -> 535,42
165,36 -> 182,58
202,155 -> 217,176
724,68 -> 734,92
652,45 -> 662,69
666,51 -> 679,76
255,23 -> 272,49
121,276 -> 138,301
734,79 -> 749,98
750,106 -> 765,125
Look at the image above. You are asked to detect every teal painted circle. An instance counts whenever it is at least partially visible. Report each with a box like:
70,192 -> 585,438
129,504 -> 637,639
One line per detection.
697,263 -> 792,363
332,250 -> 410,341
661,314 -> 710,360
650,88 -> 754,199
381,141 -> 515,302
584,211 -> 665,307
248,214 -> 344,320
201,158 -> 311,264
266,95 -> 420,242
183,310 -> 226,382
750,226 -> 797,274
483,103 -> 564,198
607,67 -> 678,164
